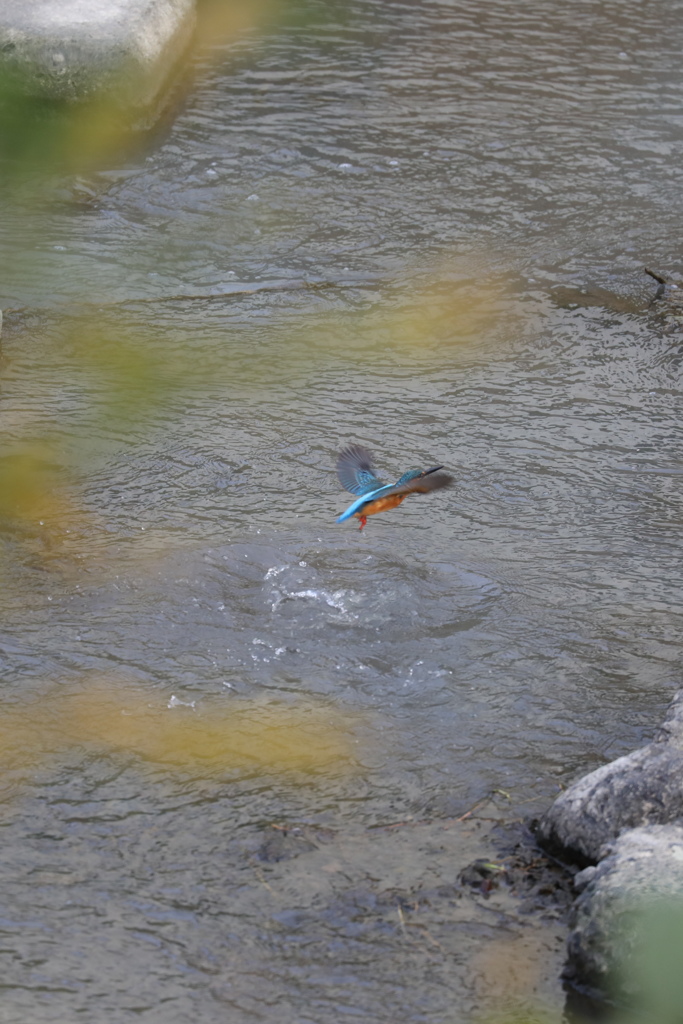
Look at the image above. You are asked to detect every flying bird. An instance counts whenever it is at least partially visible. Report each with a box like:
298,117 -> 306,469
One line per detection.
336,444 -> 452,530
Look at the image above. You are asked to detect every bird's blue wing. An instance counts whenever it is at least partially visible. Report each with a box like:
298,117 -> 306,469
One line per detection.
337,444 -> 384,496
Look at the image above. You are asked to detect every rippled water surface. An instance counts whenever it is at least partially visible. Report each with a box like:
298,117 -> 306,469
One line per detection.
1,1 -> 683,1021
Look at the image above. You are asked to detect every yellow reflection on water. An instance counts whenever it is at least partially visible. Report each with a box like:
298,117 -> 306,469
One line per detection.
195,0 -> 278,53
0,444 -> 87,545
469,931 -> 562,1024
67,321 -> 199,426
0,446 -> 65,519
374,265 -> 510,353
0,317 -> 210,575
0,683 -> 356,781
0,442 -> 98,577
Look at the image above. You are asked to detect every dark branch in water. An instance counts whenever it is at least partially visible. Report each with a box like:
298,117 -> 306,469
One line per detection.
644,266 -> 668,285
644,266 -> 667,304
1,277 -> 384,320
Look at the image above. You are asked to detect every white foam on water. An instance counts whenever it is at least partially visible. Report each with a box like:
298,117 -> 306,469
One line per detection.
167,695 -> 196,709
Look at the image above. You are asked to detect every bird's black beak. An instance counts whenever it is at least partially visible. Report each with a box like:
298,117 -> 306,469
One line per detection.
423,465 -> 443,476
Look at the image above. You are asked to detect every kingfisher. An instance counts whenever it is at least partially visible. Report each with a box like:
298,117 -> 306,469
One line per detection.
336,444 -> 453,530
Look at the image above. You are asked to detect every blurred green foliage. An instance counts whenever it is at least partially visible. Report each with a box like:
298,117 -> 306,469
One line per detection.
0,0 -> 287,559
0,69 -> 139,186
617,901 -> 683,1024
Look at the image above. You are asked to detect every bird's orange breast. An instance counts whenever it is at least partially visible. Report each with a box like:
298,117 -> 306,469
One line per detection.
355,494 -> 407,518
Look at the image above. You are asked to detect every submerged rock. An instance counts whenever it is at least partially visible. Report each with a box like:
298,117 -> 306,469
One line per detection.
537,691 -> 683,866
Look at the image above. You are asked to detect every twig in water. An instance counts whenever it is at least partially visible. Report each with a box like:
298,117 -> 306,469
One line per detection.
406,922 -> 444,951
644,267 -> 668,305
251,862 -> 275,894
456,794 -> 495,822
644,267 -> 668,285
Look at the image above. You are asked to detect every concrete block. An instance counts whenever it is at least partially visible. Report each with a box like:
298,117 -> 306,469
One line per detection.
0,0 -> 196,111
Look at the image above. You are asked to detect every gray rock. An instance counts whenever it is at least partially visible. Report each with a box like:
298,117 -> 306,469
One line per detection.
566,825 -> 683,1009
0,0 -> 195,111
538,691 -> 683,865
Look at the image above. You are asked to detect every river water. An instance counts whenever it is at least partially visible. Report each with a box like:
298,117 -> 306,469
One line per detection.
1,1 -> 682,1021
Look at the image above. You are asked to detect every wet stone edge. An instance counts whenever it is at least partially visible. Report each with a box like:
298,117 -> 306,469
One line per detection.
536,688 -> 683,1015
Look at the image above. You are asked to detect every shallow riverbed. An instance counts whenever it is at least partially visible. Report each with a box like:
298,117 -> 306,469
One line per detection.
1,1 -> 682,1021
